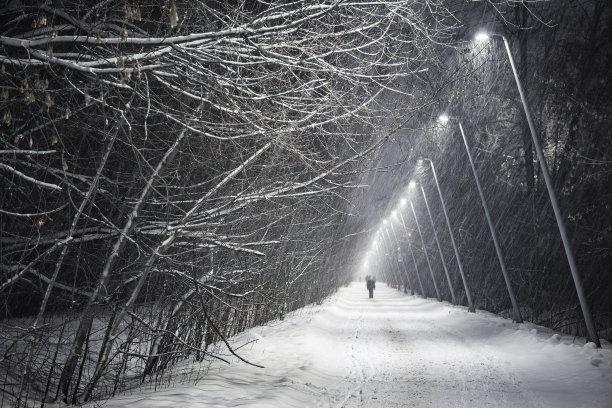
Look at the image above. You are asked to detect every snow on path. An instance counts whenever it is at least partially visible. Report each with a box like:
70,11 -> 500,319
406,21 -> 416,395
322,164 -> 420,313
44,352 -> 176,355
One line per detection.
96,283 -> 612,407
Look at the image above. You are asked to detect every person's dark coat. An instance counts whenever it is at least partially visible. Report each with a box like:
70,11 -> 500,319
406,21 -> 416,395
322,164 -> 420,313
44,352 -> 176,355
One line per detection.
366,278 -> 375,298
366,280 -> 375,290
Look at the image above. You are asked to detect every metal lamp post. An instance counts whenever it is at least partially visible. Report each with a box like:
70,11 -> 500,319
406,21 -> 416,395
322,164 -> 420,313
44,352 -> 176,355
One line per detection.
387,221 -> 403,292
419,158 -> 474,312
370,239 -> 388,284
387,218 -> 412,292
375,232 -> 391,285
403,204 -> 441,301
410,182 -> 457,304
378,228 -> 399,287
439,114 -> 523,323
386,216 -> 415,295
383,222 -> 402,288
475,31 -> 600,346
397,211 -> 427,297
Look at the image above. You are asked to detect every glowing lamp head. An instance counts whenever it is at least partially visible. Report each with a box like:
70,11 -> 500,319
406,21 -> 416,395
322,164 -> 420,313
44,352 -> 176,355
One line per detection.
474,32 -> 490,42
383,219 -> 388,224
438,114 -> 450,124
400,198 -> 407,206
391,210 -> 397,217
409,180 -> 416,188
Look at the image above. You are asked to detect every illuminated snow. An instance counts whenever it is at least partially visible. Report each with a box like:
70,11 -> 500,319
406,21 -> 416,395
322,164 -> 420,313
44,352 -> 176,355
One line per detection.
94,283 -> 612,408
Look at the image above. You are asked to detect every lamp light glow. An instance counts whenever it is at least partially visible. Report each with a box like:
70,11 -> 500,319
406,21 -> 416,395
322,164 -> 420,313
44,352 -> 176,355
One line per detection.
409,180 -> 417,188
474,32 -> 490,42
438,114 -> 449,124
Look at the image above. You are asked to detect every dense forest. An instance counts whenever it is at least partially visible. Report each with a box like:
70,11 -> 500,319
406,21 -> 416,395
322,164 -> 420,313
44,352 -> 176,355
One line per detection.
1,1 -> 610,406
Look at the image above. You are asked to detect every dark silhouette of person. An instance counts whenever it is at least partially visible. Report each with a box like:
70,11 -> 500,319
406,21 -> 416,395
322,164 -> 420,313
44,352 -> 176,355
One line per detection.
366,275 -> 376,298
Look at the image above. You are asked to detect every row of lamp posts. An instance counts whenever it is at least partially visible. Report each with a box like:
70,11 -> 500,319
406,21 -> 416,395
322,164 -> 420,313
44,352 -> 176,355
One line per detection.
363,31 -> 600,347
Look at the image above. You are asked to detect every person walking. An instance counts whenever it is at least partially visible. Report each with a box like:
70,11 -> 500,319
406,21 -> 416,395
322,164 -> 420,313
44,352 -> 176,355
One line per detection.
366,275 -> 376,299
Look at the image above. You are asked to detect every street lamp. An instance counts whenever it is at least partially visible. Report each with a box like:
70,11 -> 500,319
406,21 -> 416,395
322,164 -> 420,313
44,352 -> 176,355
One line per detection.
418,158 -> 474,312
475,31 -> 600,347
438,116 -> 523,323
404,194 -> 441,300
372,237 -> 391,284
409,180 -> 457,304
396,209 -> 426,296
388,220 -> 402,292
474,32 -> 490,42
383,224 -> 402,288
391,207 -> 416,296
388,215 -> 413,293
376,230 -> 396,286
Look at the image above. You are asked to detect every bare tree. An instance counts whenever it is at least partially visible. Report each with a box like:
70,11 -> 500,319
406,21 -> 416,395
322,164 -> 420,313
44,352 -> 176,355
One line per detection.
1,1 -> 456,405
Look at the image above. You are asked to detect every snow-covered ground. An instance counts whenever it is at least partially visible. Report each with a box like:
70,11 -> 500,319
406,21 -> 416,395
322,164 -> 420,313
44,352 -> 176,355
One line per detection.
94,283 -> 612,407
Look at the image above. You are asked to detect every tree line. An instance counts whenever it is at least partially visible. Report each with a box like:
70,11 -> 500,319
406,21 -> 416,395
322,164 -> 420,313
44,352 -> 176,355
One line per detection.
0,1 -> 456,405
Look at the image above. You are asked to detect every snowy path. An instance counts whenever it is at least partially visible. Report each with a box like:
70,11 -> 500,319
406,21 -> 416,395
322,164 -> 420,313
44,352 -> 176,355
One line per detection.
97,283 -> 612,407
